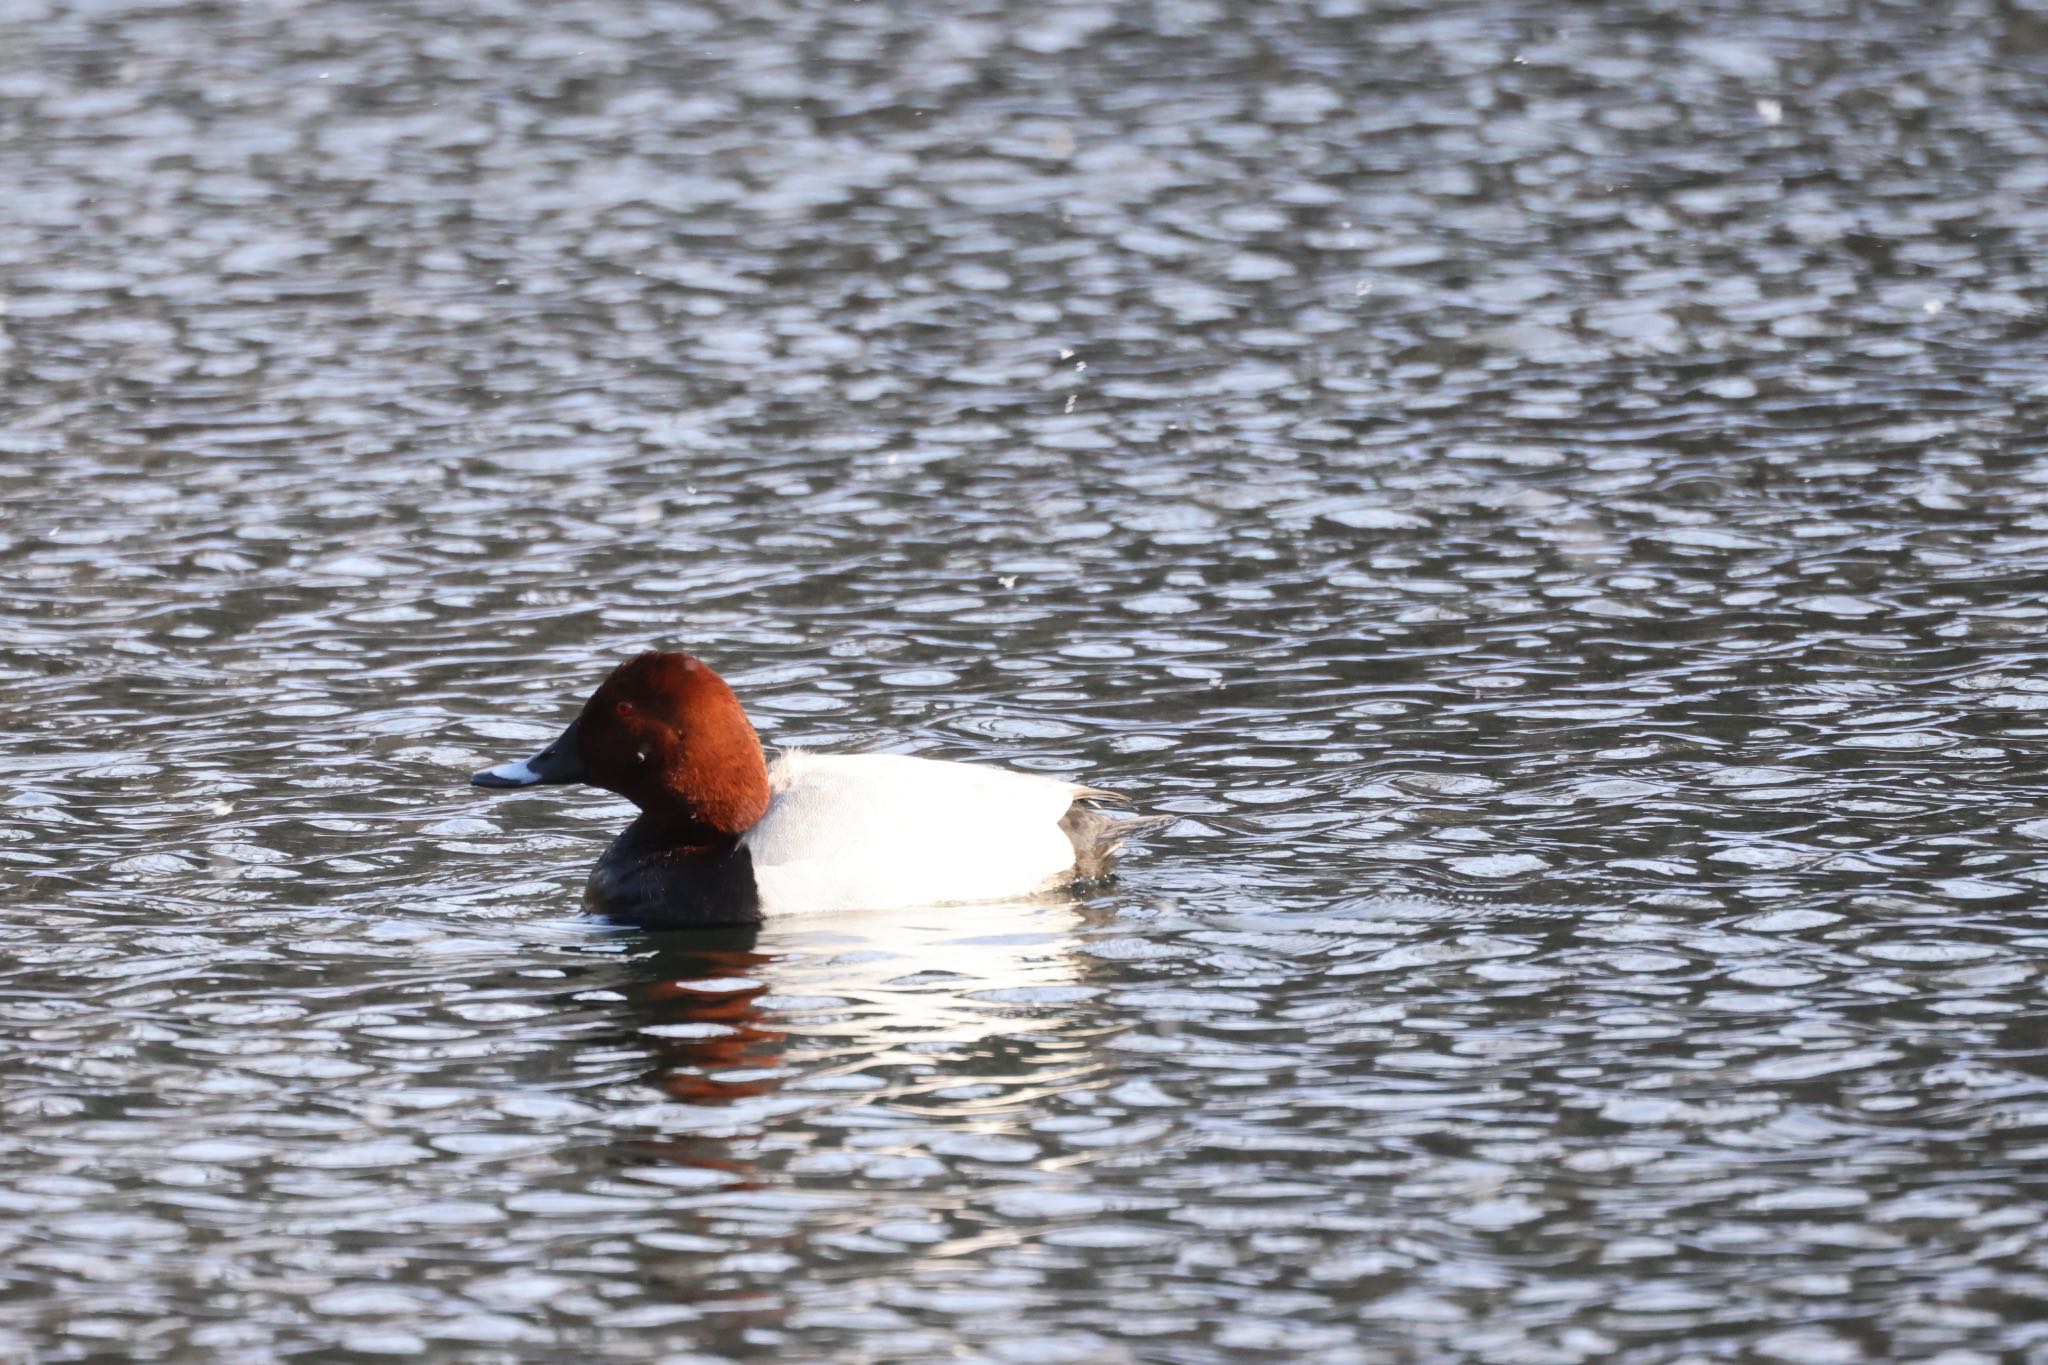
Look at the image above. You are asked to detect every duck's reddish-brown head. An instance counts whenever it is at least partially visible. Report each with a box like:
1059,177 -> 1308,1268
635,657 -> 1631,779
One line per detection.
471,652 -> 770,839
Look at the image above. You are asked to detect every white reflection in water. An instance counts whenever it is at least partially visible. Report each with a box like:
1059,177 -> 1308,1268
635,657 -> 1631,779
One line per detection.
622,900 -> 1092,1119
762,901 -> 1090,1045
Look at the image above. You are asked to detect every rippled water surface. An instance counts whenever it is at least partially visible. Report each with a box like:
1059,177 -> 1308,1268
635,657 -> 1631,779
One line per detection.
8,0 -> 2048,1359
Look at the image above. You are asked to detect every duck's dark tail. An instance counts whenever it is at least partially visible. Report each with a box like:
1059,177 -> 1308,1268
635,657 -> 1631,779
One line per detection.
1061,789 -> 1175,880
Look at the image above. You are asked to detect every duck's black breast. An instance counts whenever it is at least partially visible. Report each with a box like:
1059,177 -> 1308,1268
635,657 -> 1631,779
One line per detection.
583,819 -> 761,929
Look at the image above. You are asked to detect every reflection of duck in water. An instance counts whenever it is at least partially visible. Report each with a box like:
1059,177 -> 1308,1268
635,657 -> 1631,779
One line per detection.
470,651 -> 1170,927
764,902 -> 1095,1048
612,928 -> 777,1174
613,900 -> 1099,1173
626,929 -> 781,1106
602,903 -> 1107,1318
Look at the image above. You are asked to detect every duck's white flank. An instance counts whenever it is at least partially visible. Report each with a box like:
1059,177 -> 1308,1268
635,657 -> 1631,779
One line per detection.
741,750 -> 1086,913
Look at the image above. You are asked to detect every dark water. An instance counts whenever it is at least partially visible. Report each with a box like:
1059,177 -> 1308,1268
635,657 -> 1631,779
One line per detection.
7,0 -> 2048,1358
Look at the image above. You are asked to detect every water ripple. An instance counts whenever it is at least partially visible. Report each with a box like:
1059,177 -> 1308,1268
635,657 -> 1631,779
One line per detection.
6,0 -> 2048,1358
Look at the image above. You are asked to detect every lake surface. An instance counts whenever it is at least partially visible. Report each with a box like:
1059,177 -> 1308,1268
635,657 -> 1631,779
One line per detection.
6,0 -> 2048,1359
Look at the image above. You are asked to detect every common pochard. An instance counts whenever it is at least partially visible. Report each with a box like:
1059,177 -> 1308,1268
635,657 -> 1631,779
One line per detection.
470,651 -> 1170,927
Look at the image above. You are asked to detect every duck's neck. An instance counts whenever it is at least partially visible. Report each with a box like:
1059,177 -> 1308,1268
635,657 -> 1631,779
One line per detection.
657,705 -> 772,840
625,807 -> 749,854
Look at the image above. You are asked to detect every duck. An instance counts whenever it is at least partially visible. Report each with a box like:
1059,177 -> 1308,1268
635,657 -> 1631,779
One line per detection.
469,651 -> 1170,928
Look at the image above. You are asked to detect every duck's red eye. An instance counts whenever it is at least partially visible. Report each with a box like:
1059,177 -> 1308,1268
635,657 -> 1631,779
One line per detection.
615,699 -> 635,718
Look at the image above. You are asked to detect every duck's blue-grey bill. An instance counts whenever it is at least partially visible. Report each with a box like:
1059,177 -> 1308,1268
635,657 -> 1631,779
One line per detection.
471,717 -> 586,788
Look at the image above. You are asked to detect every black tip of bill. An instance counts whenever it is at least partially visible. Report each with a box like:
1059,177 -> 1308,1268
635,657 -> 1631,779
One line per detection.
470,717 -> 587,789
